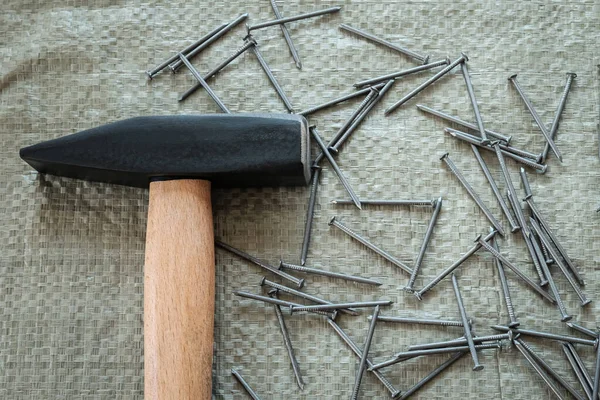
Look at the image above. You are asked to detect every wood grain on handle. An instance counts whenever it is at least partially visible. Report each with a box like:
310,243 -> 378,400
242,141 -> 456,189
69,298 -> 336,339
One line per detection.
144,179 -> 215,400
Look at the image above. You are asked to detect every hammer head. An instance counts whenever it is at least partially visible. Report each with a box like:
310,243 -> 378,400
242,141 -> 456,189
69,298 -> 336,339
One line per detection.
20,113 -> 310,188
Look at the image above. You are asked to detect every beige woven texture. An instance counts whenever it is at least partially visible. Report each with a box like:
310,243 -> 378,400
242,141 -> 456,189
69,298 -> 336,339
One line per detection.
2,0 -> 600,398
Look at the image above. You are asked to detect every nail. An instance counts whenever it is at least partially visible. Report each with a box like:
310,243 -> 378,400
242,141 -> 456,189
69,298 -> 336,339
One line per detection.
471,145 -> 520,232
518,339 -> 586,400
354,58 -> 449,87
216,241 -> 304,288
519,167 -> 533,198
253,43 -> 295,113
269,0 -> 302,69
327,318 -> 401,399
231,369 -> 263,400
146,23 -> 226,79
513,340 -> 567,400
508,74 -> 563,162
177,53 -> 230,113
461,61 -> 489,143
248,6 -> 341,31
332,199 -> 435,206
300,166 -> 321,265
279,261 -> 382,286
490,232 -> 519,327
405,197 -> 442,291
268,291 -> 305,390
525,197 -> 585,286
506,190 -> 548,286
261,277 -> 360,315
529,219 -> 590,307
170,13 -> 249,72
491,141 -> 528,234
351,305 -> 380,400
369,315 -> 470,327
398,352 -> 466,399
408,333 -> 511,351
451,274 -> 483,371
371,343 -> 500,371
566,322 -> 598,339
417,104 -> 512,143
385,53 -> 468,115
328,79 -> 395,155
289,300 -> 392,314
179,38 -> 256,102
310,127 -> 362,209
541,73 -> 576,163
328,216 -> 413,274
297,82 -> 386,116
477,235 -> 556,304
561,343 -> 594,400
313,88 -> 380,165
490,325 -> 597,347
415,230 -> 497,300
339,23 -> 429,64
440,153 -> 505,235
235,291 -> 336,318
444,128 -> 547,172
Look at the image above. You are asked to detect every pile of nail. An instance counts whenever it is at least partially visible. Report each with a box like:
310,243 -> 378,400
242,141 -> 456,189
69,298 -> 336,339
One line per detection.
146,4 -> 593,400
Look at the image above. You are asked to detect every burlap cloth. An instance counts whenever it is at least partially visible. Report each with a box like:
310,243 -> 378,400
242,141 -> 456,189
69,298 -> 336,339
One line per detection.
1,0 -> 599,398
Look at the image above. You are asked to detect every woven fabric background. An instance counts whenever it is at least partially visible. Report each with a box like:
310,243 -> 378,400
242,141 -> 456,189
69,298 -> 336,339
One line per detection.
1,0 -> 600,398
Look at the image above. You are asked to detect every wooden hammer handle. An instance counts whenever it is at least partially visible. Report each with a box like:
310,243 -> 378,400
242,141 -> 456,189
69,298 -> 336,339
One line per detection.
144,179 -> 215,399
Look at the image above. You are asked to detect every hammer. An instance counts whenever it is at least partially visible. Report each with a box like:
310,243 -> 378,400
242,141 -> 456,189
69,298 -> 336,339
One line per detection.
20,113 -> 310,399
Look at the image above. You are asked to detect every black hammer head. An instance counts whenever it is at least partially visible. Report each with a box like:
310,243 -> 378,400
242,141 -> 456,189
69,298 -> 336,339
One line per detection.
20,113 -> 310,188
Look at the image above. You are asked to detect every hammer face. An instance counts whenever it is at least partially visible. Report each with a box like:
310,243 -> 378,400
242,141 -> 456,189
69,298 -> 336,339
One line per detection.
20,113 -> 310,188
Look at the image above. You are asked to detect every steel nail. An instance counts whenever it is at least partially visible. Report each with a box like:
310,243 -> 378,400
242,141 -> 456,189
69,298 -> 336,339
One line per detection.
444,128 -> 547,172
415,230 -> 498,300
313,88 -> 379,165
261,277 -> 360,315
297,82 -> 386,116
440,153 -> 505,235
235,291 -> 336,318
529,219 -> 590,307
418,104 -> 512,143
491,325 -> 596,347
146,23 -> 226,78
177,53 -> 230,113
508,74 -> 563,162
216,241 -> 304,288
231,369 -> 263,400
328,216 -> 413,274
461,61 -> 489,143
339,23 -> 429,64
252,43 -> 295,113
398,352 -> 466,399
566,322 -> 598,339
385,53 -> 468,115
332,199 -> 435,206
452,273 -> 483,371
369,315 -> 470,327
477,235 -> 556,304
310,127 -> 362,209
408,333 -> 511,351
170,13 -> 249,72
405,197 -> 442,291
471,145 -> 520,232
270,0 -> 302,69
354,58 -> 449,88
525,197 -> 585,286
351,305 -> 380,400
300,166 -> 321,265
491,232 -> 519,327
328,79 -> 395,155
289,300 -> 392,314
279,261 -> 382,286
561,343 -> 594,400
179,38 -> 256,102
327,318 -> 401,398
541,73 -> 576,163
248,6 -> 341,31
513,340 -> 567,400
